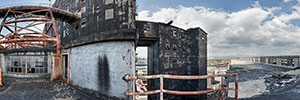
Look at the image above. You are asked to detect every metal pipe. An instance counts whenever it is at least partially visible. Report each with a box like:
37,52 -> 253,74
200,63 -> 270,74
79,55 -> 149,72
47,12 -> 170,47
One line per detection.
126,90 -> 160,95
49,8 -> 60,55
125,73 -> 238,80
126,87 -> 235,96
0,38 -> 57,43
221,76 -> 224,100
235,75 -> 239,100
5,19 -> 50,24
160,76 -> 164,100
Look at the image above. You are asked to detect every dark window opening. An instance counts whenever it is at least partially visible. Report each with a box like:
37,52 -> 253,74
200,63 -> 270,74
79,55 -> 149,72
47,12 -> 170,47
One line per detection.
144,24 -> 150,33
81,17 -> 87,28
7,56 -> 47,73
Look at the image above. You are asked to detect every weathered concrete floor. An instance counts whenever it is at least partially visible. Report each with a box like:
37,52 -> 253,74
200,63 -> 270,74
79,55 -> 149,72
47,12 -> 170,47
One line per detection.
228,60 -> 300,100
0,77 -> 101,100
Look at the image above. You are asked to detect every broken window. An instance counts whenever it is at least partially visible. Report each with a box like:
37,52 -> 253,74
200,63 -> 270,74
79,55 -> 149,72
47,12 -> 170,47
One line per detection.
63,29 -> 66,38
105,9 -> 114,20
7,56 -> 48,73
35,58 -> 43,67
81,6 -> 86,14
66,28 -> 70,35
105,0 -> 114,5
172,30 -> 177,37
63,28 -> 69,38
144,24 -> 150,33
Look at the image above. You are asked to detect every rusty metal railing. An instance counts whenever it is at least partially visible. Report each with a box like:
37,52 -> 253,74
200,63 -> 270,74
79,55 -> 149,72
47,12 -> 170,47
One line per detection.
125,73 -> 239,100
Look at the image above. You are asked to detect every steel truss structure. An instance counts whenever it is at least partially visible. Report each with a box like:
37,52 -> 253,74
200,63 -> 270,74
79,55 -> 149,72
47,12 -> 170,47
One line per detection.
0,8 -> 61,54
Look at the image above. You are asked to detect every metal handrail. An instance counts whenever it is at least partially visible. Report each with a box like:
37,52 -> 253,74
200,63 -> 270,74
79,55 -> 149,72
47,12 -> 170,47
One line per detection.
125,73 -> 239,100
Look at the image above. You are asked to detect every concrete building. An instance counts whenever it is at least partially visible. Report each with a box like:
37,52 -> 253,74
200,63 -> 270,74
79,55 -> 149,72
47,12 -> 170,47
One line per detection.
0,0 -> 208,100
247,56 -> 300,68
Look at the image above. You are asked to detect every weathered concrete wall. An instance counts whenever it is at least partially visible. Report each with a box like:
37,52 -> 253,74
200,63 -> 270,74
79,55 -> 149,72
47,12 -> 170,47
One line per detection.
136,21 -> 208,100
53,0 -> 136,48
67,41 -> 135,99
0,54 -> 5,74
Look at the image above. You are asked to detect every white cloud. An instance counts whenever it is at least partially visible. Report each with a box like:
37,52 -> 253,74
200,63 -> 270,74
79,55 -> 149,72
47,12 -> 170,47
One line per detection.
137,2 -> 300,57
283,0 -> 292,3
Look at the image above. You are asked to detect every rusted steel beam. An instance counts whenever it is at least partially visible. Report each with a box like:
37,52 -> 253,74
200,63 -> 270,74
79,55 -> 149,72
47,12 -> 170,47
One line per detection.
43,24 -> 53,35
221,76 -> 224,100
163,89 -> 221,95
0,6 -> 81,23
49,9 -> 61,55
125,74 -> 163,80
0,9 -> 10,34
5,19 -> 50,24
126,90 -> 160,95
23,36 -> 43,38
17,33 -> 42,35
23,9 -> 50,15
125,73 -> 238,80
10,15 -> 48,20
126,88 -> 236,96
5,24 -> 44,35
235,75 -> 239,100
0,38 -> 57,43
4,26 -> 14,33
0,68 -> 2,86
15,42 -> 27,48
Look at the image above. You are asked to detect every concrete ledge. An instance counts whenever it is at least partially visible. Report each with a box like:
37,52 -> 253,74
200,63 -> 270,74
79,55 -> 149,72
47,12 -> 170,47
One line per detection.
4,73 -> 49,78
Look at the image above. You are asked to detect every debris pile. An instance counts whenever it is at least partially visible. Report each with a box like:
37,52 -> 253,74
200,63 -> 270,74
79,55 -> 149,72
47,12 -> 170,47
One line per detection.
265,73 -> 299,92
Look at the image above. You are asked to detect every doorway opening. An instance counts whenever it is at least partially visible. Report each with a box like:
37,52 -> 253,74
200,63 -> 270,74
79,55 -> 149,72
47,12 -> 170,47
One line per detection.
135,47 -> 148,100
62,53 -> 70,84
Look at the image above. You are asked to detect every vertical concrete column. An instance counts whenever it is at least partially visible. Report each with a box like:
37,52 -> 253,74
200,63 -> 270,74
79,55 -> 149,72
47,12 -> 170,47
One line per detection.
0,54 -> 6,74
265,58 -> 269,64
294,58 -> 299,67
48,53 -> 52,74
258,57 -> 261,62
276,58 -> 282,65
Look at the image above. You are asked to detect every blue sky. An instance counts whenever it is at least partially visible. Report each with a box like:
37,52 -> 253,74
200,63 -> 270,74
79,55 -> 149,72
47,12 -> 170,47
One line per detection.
137,0 -> 300,57
137,0 -> 300,26
1,0 -> 300,57
137,0 -> 296,12
0,0 -> 54,7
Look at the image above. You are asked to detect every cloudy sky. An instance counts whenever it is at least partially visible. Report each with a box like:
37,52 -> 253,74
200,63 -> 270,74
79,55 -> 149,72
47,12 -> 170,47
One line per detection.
1,0 -> 300,58
137,0 -> 300,58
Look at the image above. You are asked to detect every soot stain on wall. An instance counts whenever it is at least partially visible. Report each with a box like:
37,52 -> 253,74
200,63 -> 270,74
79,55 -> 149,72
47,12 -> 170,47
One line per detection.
98,54 -> 110,91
